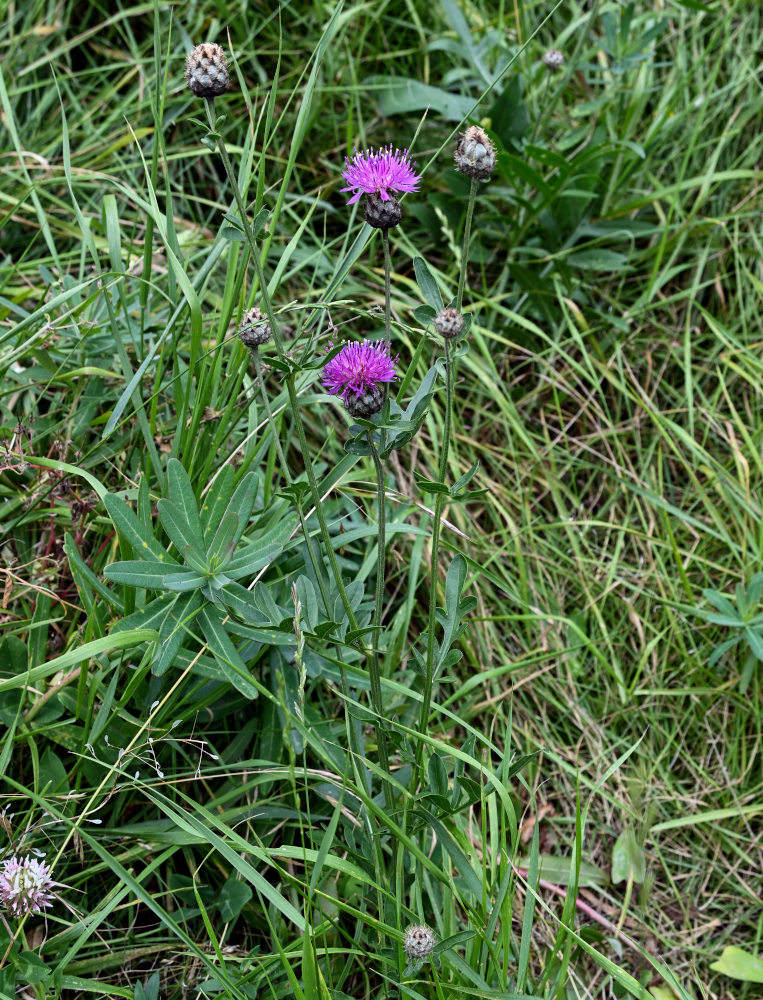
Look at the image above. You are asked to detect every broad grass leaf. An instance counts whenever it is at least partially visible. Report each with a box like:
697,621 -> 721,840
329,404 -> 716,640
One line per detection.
365,74 -> 474,121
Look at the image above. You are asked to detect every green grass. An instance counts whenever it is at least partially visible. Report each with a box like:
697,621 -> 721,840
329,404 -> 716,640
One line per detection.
1,1 -> 762,998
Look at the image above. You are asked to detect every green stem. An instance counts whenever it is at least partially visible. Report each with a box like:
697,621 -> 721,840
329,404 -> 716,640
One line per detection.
456,178 -> 479,312
252,349 -> 290,483
206,98 -> 393,800
382,229 -> 392,349
205,98 -> 285,360
286,376 -> 394,792
367,432 -> 394,811
417,336 -> 453,763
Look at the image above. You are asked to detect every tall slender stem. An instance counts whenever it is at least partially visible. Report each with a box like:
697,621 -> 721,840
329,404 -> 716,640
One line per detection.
457,178 -> 479,312
205,99 -> 394,799
367,431 -> 394,809
205,98 -> 285,360
252,350 -> 290,483
287,375 -> 394,793
417,338 -> 452,747
382,230 -> 392,349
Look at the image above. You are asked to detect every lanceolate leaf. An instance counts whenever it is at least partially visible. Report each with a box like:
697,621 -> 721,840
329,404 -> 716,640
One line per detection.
158,499 -> 207,561
104,560 -> 176,589
166,459 -> 205,552
201,466 -> 236,539
206,511 -> 239,569
103,492 -> 169,562
198,605 -> 259,699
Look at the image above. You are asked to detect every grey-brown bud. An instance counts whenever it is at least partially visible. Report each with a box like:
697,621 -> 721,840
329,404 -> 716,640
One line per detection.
185,43 -> 229,98
434,307 -> 465,340
542,49 -> 565,71
238,307 -> 271,348
454,125 -> 496,181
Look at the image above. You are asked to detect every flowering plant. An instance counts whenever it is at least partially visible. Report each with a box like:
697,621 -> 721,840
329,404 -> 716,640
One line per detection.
340,146 -> 421,204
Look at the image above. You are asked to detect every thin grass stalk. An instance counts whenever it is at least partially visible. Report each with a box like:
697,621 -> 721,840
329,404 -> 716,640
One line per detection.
367,431 -> 394,810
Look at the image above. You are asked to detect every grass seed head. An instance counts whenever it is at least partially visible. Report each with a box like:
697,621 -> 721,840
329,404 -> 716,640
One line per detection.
454,125 -> 496,181
185,42 -> 229,98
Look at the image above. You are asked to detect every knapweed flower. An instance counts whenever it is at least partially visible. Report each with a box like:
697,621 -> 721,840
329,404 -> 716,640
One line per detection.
238,306 -> 271,348
321,339 -> 398,418
340,147 -> 421,206
542,48 -> 565,71
185,42 -> 229,98
454,125 -> 497,181
434,307 -> 465,341
403,924 -> 436,961
0,855 -> 59,918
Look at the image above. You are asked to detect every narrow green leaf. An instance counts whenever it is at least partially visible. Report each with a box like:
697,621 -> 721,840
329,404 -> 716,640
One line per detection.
157,499 -> 207,561
104,560 -> 174,588
103,493 -> 169,561
166,459 -> 205,551
198,606 -> 259,699
414,256 -> 444,312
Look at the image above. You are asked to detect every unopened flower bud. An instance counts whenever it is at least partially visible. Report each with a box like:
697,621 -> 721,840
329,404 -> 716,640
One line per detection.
364,192 -> 403,231
454,125 -> 496,181
404,924 -> 435,961
434,307 -> 464,340
542,48 -> 565,71
185,43 -> 229,98
238,307 -> 271,348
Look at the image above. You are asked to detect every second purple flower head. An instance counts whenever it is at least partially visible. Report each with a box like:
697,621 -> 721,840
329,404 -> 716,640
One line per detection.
321,340 -> 398,418
340,147 -> 421,205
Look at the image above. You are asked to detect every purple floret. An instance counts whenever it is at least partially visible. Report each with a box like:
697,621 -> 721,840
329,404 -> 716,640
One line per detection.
340,146 -> 421,204
321,340 -> 398,403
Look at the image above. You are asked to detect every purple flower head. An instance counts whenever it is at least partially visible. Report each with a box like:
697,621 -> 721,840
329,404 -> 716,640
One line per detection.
321,340 -> 398,404
340,146 -> 421,205
0,854 -> 59,918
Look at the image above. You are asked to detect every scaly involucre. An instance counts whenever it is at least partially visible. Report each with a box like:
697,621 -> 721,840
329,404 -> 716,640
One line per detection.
321,340 -> 398,403
340,147 -> 421,204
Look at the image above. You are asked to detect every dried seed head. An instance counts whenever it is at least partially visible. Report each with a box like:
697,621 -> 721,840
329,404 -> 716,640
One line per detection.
542,48 -> 565,71
364,192 -> 403,231
238,307 -> 271,348
434,307 -> 465,340
185,43 -> 229,98
454,125 -> 496,181
404,924 -> 435,961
